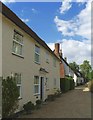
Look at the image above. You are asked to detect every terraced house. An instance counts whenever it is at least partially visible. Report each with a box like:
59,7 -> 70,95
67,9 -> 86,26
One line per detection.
0,2 -> 60,110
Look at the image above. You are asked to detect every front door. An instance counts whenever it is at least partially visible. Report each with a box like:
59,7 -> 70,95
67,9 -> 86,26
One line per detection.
40,77 -> 44,101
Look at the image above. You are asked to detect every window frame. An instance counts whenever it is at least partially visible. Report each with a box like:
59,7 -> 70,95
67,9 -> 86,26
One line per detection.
34,45 -> 40,64
34,76 -> 40,95
12,30 -> 24,58
14,73 -> 22,99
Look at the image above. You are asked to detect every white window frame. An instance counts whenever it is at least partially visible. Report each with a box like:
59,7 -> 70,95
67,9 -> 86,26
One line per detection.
35,45 -> 40,64
14,73 -> 22,99
34,76 -> 40,95
12,30 -> 24,57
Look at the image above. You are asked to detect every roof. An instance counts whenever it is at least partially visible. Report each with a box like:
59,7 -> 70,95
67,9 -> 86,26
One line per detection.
0,2 -> 60,61
61,57 -> 79,76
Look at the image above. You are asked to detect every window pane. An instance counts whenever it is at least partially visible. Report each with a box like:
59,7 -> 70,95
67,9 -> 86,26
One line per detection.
14,31 -> 23,44
34,85 -> 39,94
13,41 -> 22,55
15,73 -> 21,84
35,53 -> 39,63
34,76 -> 39,84
35,46 -> 40,54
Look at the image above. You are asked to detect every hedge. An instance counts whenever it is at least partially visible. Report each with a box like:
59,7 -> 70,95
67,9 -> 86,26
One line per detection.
60,77 -> 75,93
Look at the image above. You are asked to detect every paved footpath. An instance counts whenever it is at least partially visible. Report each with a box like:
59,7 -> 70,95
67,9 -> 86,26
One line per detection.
21,85 -> 91,118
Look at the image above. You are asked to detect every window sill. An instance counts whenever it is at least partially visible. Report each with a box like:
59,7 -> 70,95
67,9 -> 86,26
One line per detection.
12,52 -> 24,59
34,61 -> 40,65
34,93 -> 40,96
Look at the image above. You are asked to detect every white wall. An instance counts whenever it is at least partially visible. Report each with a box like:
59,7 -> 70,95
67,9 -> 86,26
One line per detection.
2,15 -> 60,110
0,14 -> 2,77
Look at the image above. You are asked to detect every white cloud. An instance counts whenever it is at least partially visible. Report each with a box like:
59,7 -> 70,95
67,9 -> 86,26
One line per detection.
59,0 -> 72,14
47,39 -> 91,65
53,1 -> 92,64
21,18 -> 29,23
54,16 -> 77,36
54,2 -> 91,40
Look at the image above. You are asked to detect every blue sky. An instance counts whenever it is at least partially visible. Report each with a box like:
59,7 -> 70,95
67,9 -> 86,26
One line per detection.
4,1 -> 91,64
6,2 -> 86,43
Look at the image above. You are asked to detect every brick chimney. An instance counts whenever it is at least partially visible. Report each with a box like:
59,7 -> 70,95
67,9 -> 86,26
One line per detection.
54,43 -> 60,56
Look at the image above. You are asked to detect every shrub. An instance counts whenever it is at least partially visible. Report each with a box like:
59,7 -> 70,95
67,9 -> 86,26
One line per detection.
36,100 -> 42,105
60,78 -> 70,92
35,100 -> 42,109
2,76 -> 19,118
23,101 -> 35,114
60,77 -> 75,93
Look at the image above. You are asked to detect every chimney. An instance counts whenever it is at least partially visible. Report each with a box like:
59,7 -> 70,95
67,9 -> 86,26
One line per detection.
54,43 -> 60,56
64,57 -> 67,62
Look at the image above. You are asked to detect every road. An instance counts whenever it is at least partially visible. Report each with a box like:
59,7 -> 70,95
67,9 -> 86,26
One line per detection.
20,85 -> 91,118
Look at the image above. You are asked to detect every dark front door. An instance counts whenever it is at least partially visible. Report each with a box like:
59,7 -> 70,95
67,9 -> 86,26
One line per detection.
40,77 -> 44,100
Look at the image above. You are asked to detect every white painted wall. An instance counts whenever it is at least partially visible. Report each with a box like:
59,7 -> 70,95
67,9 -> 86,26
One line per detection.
0,14 -> 2,77
2,15 -> 60,110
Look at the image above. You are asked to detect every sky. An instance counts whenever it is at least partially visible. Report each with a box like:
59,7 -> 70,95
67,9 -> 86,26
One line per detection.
2,1 -> 92,65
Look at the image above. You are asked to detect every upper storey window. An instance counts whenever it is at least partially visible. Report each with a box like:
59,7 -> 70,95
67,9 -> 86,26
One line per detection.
12,30 -> 23,57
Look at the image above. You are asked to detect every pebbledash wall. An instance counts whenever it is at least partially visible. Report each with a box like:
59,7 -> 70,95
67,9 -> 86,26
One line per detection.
1,3 -> 60,110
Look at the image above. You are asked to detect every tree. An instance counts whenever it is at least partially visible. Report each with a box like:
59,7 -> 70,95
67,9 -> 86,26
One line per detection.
87,70 -> 93,80
80,60 -> 92,80
2,76 -> 19,118
69,62 -> 79,71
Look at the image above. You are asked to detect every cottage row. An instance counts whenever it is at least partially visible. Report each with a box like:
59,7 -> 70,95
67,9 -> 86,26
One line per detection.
0,2 -> 85,111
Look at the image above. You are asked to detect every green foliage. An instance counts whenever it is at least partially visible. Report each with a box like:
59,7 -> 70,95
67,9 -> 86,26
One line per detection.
23,101 -> 35,113
88,70 -> 93,80
80,60 -> 92,80
2,76 -> 19,118
60,77 -> 75,93
36,100 -> 42,105
69,62 -> 79,71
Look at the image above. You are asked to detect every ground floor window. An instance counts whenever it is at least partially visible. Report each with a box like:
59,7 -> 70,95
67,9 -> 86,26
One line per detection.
34,76 -> 40,95
14,73 -> 22,98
